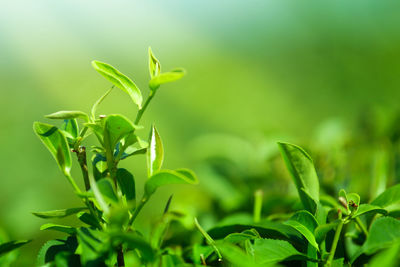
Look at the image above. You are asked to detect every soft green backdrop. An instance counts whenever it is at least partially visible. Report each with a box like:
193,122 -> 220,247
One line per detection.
1,0 -> 400,264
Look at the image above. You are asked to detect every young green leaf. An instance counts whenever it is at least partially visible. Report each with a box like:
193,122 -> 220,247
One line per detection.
33,122 -> 72,176
284,210 -> 319,250
145,169 -> 198,195
32,207 -> 87,219
0,240 -> 31,257
116,168 -> 136,203
104,114 -> 137,153
147,125 -> 164,177
61,119 -> 79,141
45,110 -> 89,121
92,60 -> 142,108
40,223 -> 76,235
351,204 -> 387,218
149,69 -> 185,91
347,193 -> 360,215
90,87 -> 113,121
278,142 -> 319,214
148,47 -> 161,78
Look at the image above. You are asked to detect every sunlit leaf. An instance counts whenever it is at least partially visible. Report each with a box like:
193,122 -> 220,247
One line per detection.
91,87 -> 113,121
148,47 -> 161,78
104,114 -> 137,153
371,184 -> 400,208
149,69 -> 185,91
92,60 -> 142,108
145,169 -> 198,195
45,110 -> 89,121
32,207 -> 87,219
147,125 -> 164,177
284,210 -> 319,250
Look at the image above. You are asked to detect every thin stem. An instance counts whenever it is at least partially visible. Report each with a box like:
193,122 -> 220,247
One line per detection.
76,146 -> 90,191
66,174 -> 82,194
117,244 -> 125,266
134,91 -> 155,125
128,195 -> 149,226
253,189 -> 263,223
194,217 -> 222,261
355,217 -> 368,237
326,219 -> 344,267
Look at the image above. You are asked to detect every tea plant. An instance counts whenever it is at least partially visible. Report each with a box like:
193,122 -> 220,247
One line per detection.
31,48 -> 198,266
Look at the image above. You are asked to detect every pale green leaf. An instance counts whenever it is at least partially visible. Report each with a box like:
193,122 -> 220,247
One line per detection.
145,169 -> 198,195
32,207 -> 87,219
40,224 -> 76,235
148,47 -> 161,78
149,69 -> 185,91
147,125 -> 164,177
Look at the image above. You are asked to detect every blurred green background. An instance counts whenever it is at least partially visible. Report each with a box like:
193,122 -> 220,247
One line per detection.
1,0 -> 400,264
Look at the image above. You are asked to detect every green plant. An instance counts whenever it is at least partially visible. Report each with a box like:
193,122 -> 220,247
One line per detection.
31,48 -> 197,266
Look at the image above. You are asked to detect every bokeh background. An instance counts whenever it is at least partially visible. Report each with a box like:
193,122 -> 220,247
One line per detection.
1,0 -> 400,265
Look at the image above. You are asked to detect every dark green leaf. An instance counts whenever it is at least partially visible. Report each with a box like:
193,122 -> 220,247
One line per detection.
45,110 -> 89,121
147,125 -> 164,177
116,168 -> 136,203
149,69 -> 185,91
76,227 -> 109,265
40,224 -> 76,235
77,212 -> 101,229
148,47 -> 161,78
92,60 -> 142,108
32,207 -> 87,219
145,169 -> 198,195
0,240 -> 30,257
96,178 -> 118,204
278,142 -> 319,214
33,122 -> 72,176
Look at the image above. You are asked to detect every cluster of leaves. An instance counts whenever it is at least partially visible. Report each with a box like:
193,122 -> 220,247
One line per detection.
3,49 -> 400,266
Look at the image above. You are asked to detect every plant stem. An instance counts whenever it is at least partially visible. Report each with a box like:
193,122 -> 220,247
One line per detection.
253,189 -> 263,223
66,174 -> 82,194
355,217 -> 368,237
76,146 -> 90,191
128,195 -> 149,226
194,217 -> 222,261
325,220 -> 344,267
134,91 -> 155,125
117,244 -> 125,266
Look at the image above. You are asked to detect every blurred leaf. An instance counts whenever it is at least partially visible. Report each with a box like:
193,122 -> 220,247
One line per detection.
37,237 -> 78,266
149,69 -> 185,91
91,87 -> 113,121
351,217 -> 400,263
0,240 -> 30,257
45,110 -> 89,121
92,60 -> 142,108
368,241 -> 400,267
371,184 -> 400,208
145,169 -> 198,195
77,212 -> 101,229
278,142 -> 319,214
284,211 -> 319,250
347,193 -> 360,215
33,122 -> 72,176
147,125 -> 164,177
314,220 -> 340,244
110,232 -> 155,262
116,168 -> 136,203
148,47 -> 161,79
32,207 -> 87,219
96,178 -> 118,204
216,242 -> 259,267
76,227 -> 109,266
253,238 -> 316,264
40,224 -> 76,235
351,204 -> 387,218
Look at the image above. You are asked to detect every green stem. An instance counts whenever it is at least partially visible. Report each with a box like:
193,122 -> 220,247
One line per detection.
325,220 -> 344,267
355,217 -> 368,237
194,217 -> 222,261
76,146 -> 90,191
134,91 -> 155,125
66,174 -> 82,194
253,189 -> 263,223
128,195 -> 149,226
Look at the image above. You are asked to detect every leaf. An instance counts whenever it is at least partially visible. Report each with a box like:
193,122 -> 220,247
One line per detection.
253,238 -> 317,264
45,110 -> 89,121
92,60 -> 142,108
96,178 -> 118,204
77,212 -> 101,229
91,87 -> 113,121
33,122 -> 72,176
145,169 -> 198,195
147,125 -> 164,177
368,241 -> 400,267
110,232 -> 155,262
37,239 -> 76,265
314,220 -> 340,244
32,207 -> 87,219
371,184 -> 400,209
284,211 -> 319,250
116,168 -> 136,203
148,47 -> 161,78
61,119 -> 79,141
216,242 -> 259,267
351,217 -> 400,263
0,240 -> 30,257
76,227 -> 109,265
347,193 -> 360,215
149,68 -> 186,91
352,204 -> 387,218
40,224 -> 76,235
278,142 -> 319,214
104,114 -> 137,153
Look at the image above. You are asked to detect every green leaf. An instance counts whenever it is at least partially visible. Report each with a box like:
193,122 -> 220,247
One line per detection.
284,211 -> 319,250
110,232 -> 155,262
147,125 -> 164,177
368,241 -> 400,267
45,110 -> 89,121
77,212 -> 101,229
216,242 -> 259,267
314,220 -> 340,244
148,47 -> 161,78
33,122 -> 72,176
96,178 -> 118,204
351,217 -> 400,263
40,223 -> 76,235
76,227 -> 109,265
278,142 -> 319,214
352,204 -> 387,218
145,169 -> 198,195
92,60 -> 142,108
371,184 -> 400,209
104,114 -> 137,153
149,68 -> 185,91
116,168 -> 136,203
0,240 -> 30,257
61,119 -> 79,141
347,193 -> 360,215
32,207 -> 87,219
91,87 -> 113,121
253,238 -> 317,264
